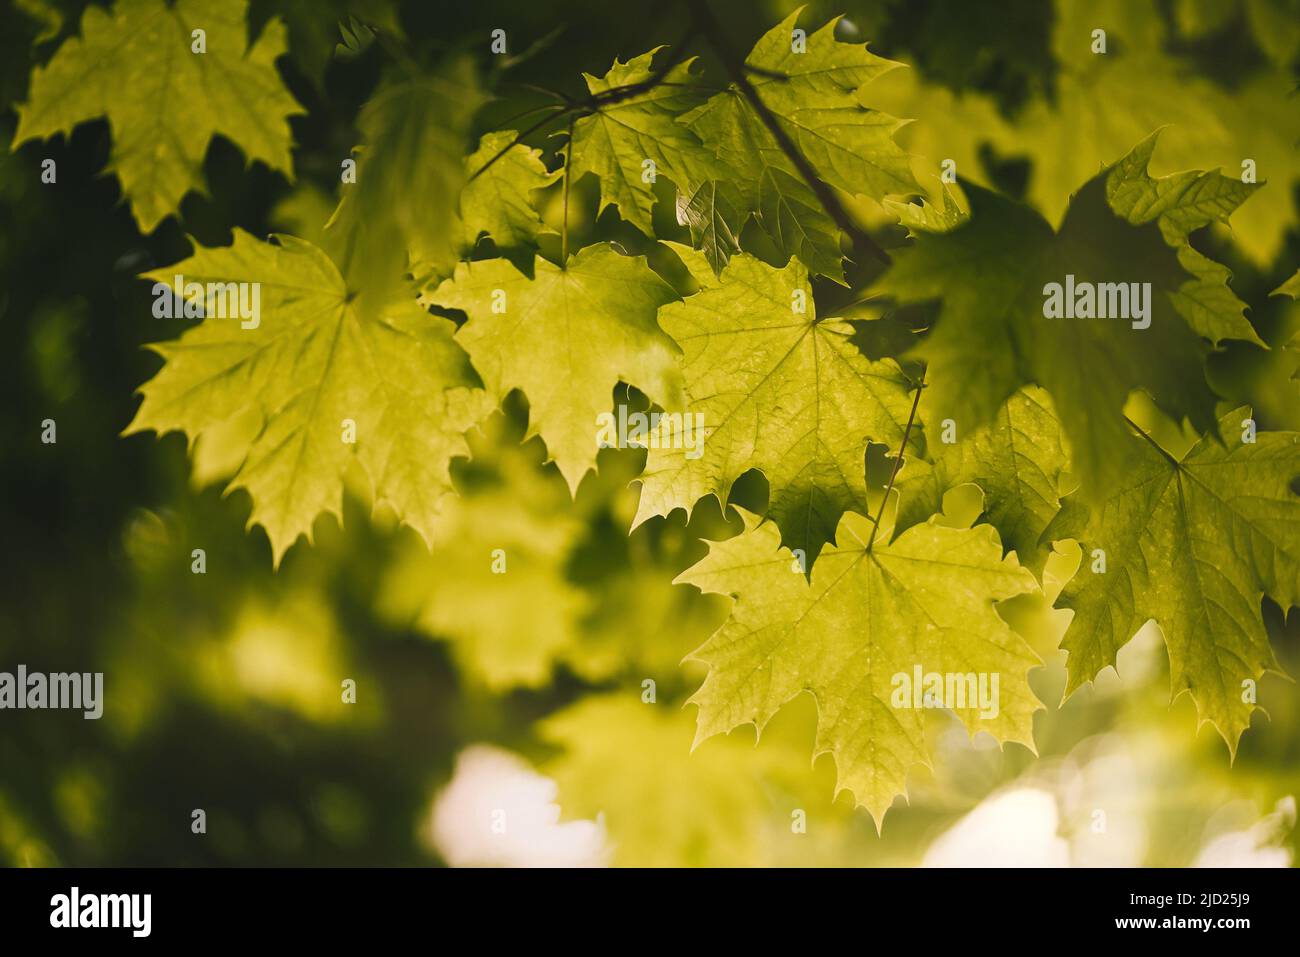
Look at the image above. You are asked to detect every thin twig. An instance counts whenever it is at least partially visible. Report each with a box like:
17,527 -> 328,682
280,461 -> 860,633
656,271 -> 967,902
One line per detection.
688,0 -> 892,266
866,368 -> 925,552
494,100 -> 568,131
744,64 -> 789,81
500,81 -> 573,106
466,108 -> 569,182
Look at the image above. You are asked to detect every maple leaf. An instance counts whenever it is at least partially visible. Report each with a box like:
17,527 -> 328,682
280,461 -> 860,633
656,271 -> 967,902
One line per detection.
568,49 -> 725,236
424,243 -> 684,493
461,130 -> 559,252
125,229 -> 490,565
677,506 -> 1041,826
682,12 -> 917,280
1048,409 -> 1298,752
634,248 -> 913,564
12,0 -> 303,232
989,1 -> 1229,225
878,133 -> 1261,502
895,386 -> 1069,574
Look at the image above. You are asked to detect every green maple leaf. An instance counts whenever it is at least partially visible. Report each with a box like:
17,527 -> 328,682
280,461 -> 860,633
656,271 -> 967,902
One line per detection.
1048,409 -> 1298,752
634,248 -> 913,563
461,130 -> 559,251
126,230 -> 490,565
682,12 -> 916,280
678,506 -> 1042,826
878,133 -> 1261,502
12,0 -> 303,232
568,49 -> 725,236
895,386 -> 1069,574
424,244 -> 684,492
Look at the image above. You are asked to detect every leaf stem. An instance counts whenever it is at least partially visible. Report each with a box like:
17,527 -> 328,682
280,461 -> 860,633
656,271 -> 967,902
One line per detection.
866,366 -> 925,552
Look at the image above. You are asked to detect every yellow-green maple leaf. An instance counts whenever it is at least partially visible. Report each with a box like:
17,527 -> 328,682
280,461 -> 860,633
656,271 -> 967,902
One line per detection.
126,230 -> 490,564
13,0 -> 303,232
681,12 -> 917,279
568,49 -> 725,237
1048,409 -> 1298,752
424,244 -> 684,493
678,506 -> 1041,826
634,247 -> 913,563
686,11 -> 915,206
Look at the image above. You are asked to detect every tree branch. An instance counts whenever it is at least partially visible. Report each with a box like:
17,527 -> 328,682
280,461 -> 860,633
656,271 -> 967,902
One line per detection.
465,107 -> 568,183
687,0 -> 892,266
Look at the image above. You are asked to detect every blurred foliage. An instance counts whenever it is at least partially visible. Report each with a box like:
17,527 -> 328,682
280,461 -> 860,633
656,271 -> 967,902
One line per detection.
1,0 -> 1298,866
